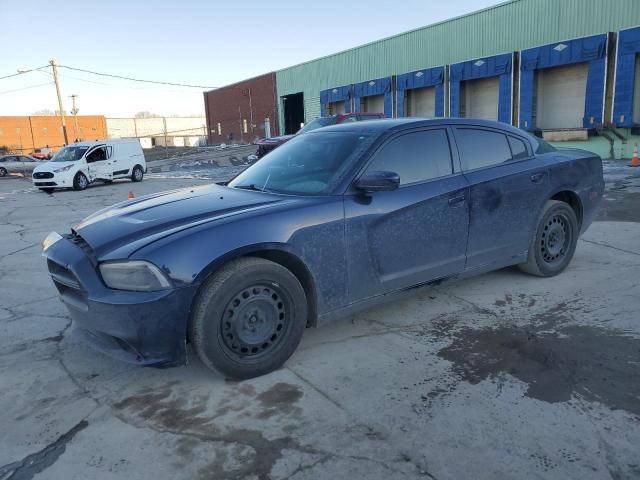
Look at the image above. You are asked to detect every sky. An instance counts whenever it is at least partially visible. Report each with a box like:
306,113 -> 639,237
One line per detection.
0,0 -> 505,118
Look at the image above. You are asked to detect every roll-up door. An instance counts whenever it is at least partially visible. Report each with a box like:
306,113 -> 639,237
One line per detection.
362,95 -> 385,114
461,77 -> 499,120
406,86 -> 436,117
328,101 -> 346,115
536,63 -> 589,129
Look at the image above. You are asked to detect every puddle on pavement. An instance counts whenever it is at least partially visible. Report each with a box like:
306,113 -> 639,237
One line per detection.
438,322 -> 640,415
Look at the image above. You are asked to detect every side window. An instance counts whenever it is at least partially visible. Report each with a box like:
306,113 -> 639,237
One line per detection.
106,146 -> 113,159
508,136 -> 529,160
365,129 -> 453,185
86,147 -> 107,163
341,117 -> 357,123
455,128 -> 512,170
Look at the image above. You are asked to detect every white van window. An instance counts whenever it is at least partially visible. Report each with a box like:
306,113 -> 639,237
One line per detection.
106,146 -> 113,159
86,147 -> 107,163
50,146 -> 88,162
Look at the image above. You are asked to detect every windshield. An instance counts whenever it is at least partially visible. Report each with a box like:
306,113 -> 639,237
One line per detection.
298,117 -> 338,134
228,131 -> 374,195
50,146 -> 89,162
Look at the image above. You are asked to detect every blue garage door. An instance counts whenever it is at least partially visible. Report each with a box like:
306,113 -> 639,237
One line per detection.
396,66 -> 445,118
520,34 -> 607,130
612,26 -> 640,127
352,77 -> 393,118
449,53 -> 513,124
320,85 -> 353,116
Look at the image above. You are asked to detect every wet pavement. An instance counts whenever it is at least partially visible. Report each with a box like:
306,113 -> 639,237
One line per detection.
0,160 -> 639,480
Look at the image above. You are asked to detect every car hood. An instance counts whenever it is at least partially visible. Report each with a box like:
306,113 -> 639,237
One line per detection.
34,161 -> 72,172
73,183 -> 290,258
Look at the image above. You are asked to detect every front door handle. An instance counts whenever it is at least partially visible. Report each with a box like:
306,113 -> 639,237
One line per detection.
531,172 -> 546,184
448,195 -> 466,207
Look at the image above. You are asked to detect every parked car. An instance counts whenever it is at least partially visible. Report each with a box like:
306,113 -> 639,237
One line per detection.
42,118 -> 603,379
255,112 -> 384,158
0,154 -> 40,177
32,139 -> 145,191
31,148 -> 52,160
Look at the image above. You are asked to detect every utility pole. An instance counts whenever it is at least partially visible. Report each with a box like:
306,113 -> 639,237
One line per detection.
49,59 -> 68,145
70,94 -> 79,141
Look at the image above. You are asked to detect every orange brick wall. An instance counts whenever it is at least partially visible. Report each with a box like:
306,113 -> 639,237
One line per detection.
0,116 -> 107,153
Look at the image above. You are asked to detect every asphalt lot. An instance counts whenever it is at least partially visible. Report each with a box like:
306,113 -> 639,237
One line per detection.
1,165 -> 639,480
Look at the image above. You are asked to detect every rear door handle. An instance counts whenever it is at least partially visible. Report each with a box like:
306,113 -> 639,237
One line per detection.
531,172 -> 546,184
448,195 -> 466,207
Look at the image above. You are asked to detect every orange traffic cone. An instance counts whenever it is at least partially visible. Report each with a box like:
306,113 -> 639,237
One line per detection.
128,191 -> 135,199
631,144 -> 640,167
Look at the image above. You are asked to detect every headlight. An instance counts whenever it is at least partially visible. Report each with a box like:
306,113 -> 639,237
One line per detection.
53,165 -> 73,173
42,231 -> 62,251
99,261 -> 172,292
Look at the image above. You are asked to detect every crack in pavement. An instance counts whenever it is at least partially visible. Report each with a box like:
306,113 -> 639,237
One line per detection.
0,420 -> 89,480
580,238 -> 640,257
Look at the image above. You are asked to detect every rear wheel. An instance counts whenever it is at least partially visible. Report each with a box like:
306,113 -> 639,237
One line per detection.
131,165 -> 144,182
519,200 -> 578,277
189,257 -> 307,379
73,172 -> 88,191
0,167 -> 7,177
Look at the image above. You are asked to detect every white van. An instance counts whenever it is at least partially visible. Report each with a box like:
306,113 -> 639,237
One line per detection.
32,139 -> 146,191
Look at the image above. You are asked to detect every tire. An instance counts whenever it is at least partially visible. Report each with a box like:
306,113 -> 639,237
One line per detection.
189,257 -> 307,379
131,165 -> 144,182
519,200 -> 579,277
0,167 -> 7,177
73,172 -> 88,191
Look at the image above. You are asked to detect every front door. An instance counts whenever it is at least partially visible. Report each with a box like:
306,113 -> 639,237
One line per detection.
344,128 -> 470,303
452,126 -> 551,270
85,145 -> 113,181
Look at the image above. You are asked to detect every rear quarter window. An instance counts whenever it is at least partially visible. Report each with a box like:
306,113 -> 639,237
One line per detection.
455,128 -> 512,170
508,136 -> 530,160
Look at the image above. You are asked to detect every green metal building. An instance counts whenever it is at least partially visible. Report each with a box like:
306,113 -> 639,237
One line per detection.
275,0 -> 640,158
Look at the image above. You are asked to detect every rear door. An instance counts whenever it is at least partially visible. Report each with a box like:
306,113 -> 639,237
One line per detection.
85,145 -> 113,181
453,127 -> 550,270
344,127 -> 470,302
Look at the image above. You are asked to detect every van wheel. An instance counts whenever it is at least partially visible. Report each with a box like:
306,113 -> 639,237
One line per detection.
131,165 -> 144,182
73,172 -> 88,191
519,200 -> 578,277
189,257 -> 307,380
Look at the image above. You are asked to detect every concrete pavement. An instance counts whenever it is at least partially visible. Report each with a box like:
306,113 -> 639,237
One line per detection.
0,173 -> 639,480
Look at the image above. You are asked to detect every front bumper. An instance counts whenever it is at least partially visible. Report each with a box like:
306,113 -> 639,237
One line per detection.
43,234 -> 198,366
33,171 -> 72,188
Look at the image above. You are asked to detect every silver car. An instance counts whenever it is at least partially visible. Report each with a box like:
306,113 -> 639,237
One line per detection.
0,155 -> 40,177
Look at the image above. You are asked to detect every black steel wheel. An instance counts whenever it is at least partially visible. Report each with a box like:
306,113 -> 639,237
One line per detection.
189,257 -> 307,379
519,200 -> 579,277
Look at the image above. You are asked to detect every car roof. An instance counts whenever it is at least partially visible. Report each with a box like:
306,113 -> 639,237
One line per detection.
312,117 -> 531,138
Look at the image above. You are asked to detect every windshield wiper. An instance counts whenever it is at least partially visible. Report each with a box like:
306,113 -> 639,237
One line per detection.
234,184 -> 266,192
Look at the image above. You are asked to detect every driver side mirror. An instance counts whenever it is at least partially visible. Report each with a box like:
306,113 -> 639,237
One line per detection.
354,171 -> 400,193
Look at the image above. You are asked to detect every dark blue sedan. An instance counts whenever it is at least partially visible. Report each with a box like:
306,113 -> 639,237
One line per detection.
42,119 -> 604,379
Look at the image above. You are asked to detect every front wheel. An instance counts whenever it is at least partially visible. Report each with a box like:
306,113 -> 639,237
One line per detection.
131,165 -> 144,182
73,172 -> 88,191
519,200 -> 579,277
189,257 -> 307,379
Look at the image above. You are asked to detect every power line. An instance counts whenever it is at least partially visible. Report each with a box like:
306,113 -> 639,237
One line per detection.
0,65 -> 50,81
0,82 -> 54,95
57,65 -> 217,89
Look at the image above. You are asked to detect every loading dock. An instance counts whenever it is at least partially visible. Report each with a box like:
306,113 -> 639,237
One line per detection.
612,26 -> 640,127
536,63 -> 589,129
520,34 -> 607,131
460,76 -> 500,120
353,77 -> 393,117
282,92 -> 304,135
450,53 -> 513,124
396,66 -> 445,118
320,85 -> 353,117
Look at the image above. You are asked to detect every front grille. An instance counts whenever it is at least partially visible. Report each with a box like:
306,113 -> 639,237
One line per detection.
33,172 -> 54,179
34,182 -> 57,186
47,259 -> 88,311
